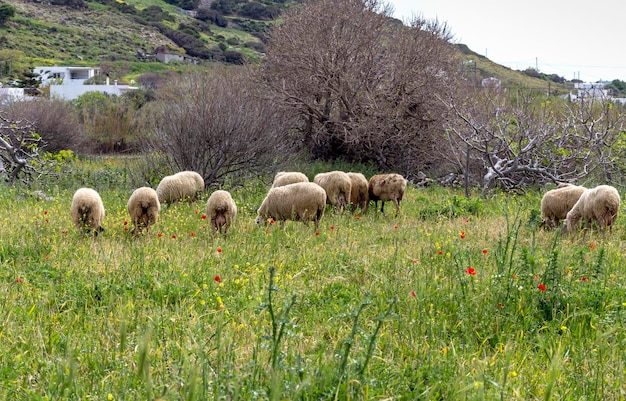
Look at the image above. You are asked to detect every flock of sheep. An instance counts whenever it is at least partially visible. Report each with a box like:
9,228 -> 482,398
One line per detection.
540,183 -> 621,235
69,170 -> 408,235
70,168 -> 619,237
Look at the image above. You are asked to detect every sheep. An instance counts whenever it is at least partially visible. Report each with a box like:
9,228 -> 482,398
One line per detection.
540,184 -> 586,229
563,184 -> 621,235
156,171 -> 205,204
127,187 -> 160,235
206,190 -> 237,235
271,171 -> 309,188
70,187 -> 105,234
368,173 -> 407,217
255,182 -> 326,229
347,172 -> 369,213
313,171 -> 352,212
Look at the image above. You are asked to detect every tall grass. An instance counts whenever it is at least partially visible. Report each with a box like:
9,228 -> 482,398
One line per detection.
0,158 -> 625,399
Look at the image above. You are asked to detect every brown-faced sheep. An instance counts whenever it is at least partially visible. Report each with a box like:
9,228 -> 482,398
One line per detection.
255,182 -> 326,229
271,171 -> 309,188
206,190 -> 237,235
70,187 -> 105,234
540,184 -> 586,229
563,185 -> 621,235
127,187 -> 160,235
347,172 -> 369,214
368,173 -> 407,217
156,171 -> 204,204
313,171 -> 351,212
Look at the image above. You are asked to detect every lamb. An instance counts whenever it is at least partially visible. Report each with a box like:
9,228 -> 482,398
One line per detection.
368,173 -> 407,217
255,182 -> 326,229
156,171 -> 205,204
540,184 -> 586,229
313,171 -> 352,212
70,187 -> 105,234
563,184 -> 621,235
271,171 -> 309,188
206,190 -> 237,235
127,187 -> 160,235
347,172 -> 369,213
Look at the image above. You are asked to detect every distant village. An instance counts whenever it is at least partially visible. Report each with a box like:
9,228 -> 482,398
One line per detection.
1,66 -> 626,105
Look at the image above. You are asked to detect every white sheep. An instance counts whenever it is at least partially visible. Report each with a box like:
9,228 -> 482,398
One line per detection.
313,171 -> 352,212
206,190 -> 237,235
70,187 -> 105,234
271,171 -> 309,188
368,173 -> 407,217
563,184 -> 621,235
127,187 -> 160,235
255,182 -> 326,229
156,171 -> 205,204
540,184 -> 586,229
347,172 -> 369,213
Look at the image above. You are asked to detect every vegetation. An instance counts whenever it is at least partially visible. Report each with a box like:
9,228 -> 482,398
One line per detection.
1,157 -> 626,399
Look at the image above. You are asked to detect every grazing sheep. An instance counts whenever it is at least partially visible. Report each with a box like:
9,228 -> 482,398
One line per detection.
255,182 -> 326,229
563,185 -> 621,235
272,171 -> 309,188
70,187 -> 105,234
313,171 -> 352,212
156,171 -> 205,204
206,190 -> 237,235
540,184 -> 586,229
127,187 -> 160,235
347,172 -> 369,213
368,173 -> 407,217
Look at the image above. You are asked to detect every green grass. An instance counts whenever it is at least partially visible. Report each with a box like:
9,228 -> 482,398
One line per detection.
1,158 -> 626,399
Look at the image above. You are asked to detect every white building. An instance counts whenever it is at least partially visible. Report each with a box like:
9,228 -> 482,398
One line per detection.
34,66 -> 137,100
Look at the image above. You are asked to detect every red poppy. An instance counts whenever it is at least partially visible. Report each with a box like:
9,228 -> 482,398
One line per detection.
171,235 -> 176,239
589,242 -> 595,250
482,249 -> 488,255
190,232 -> 195,237
582,276 -> 589,282
460,231 -> 465,239
157,233 -> 163,238
62,230 -> 67,235
201,214 -> 207,219
123,221 -> 128,226
214,275 -> 221,283
409,291 -> 416,297
465,267 -> 476,276
356,215 -> 362,220
269,219 -> 275,225
437,250 -> 443,255
124,227 -> 128,231
315,231 -> 320,236
44,211 -> 48,215
538,283 -> 547,291
465,219 -> 470,223
330,225 -> 335,230
217,247 -> 222,253
394,225 -> 399,229
15,277 -> 23,283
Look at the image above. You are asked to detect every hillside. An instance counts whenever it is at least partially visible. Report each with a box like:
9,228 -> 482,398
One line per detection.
0,0 -> 574,93
0,0 -> 281,81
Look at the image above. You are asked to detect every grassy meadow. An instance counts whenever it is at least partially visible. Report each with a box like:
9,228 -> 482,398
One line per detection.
1,157 -> 626,400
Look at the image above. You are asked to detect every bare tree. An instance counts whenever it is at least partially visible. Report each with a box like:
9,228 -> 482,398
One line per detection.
441,86 -> 626,191
141,66 -> 297,186
259,0 -> 460,178
0,114 -> 55,184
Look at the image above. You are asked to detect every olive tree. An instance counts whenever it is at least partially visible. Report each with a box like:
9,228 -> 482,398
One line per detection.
259,0 -> 460,178
141,66 -> 297,185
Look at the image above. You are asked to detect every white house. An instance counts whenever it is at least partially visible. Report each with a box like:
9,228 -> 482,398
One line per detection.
33,66 -> 137,100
